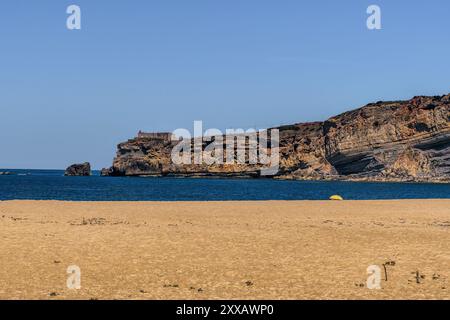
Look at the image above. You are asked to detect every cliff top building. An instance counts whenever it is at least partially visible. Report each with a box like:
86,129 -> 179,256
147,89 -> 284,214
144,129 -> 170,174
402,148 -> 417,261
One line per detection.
137,131 -> 173,141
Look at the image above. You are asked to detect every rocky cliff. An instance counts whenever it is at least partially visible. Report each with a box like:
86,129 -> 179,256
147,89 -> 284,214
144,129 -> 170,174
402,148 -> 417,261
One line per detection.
103,94 -> 450,182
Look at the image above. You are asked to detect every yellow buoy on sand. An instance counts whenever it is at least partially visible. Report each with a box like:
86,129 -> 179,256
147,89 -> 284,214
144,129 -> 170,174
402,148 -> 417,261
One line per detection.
329,195 -> 344,201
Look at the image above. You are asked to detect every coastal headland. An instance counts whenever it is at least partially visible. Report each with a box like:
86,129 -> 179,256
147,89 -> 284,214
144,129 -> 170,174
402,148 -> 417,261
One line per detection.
102,94 -> 450,183
0,200 -> 448,299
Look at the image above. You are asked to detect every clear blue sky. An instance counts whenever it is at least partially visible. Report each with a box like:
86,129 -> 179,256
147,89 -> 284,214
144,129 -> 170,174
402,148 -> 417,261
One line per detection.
1,0 -> 449,169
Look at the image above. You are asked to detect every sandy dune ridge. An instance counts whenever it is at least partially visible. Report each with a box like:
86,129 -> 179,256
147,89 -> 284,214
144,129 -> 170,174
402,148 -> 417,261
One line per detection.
0,200 -> 449,300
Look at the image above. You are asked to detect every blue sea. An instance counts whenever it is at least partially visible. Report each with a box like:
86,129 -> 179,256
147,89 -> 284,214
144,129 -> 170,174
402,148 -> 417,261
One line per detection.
0,169 -> 449,201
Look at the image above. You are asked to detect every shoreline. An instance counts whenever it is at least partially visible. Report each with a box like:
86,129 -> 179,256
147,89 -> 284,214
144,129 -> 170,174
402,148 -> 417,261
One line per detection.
0,200 -> 449,300
2,168 -> 450,184
2,198 -> 450,203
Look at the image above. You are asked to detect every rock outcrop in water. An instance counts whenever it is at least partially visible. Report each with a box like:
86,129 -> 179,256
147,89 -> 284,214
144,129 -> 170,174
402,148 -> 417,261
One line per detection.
65,162 -> 91,176
103,94 -> 450,182
0,171 -> 15,176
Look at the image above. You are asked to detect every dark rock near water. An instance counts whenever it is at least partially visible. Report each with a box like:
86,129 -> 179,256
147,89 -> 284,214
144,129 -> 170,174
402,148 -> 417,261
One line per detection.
65,163 -> 91,176
100,167 -> 114,176
0,171 -> 15,176
102,94 -> 450,183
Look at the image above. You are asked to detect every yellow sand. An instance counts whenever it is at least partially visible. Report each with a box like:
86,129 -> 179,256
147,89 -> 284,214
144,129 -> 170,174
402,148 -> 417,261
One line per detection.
0,200 -> 448,300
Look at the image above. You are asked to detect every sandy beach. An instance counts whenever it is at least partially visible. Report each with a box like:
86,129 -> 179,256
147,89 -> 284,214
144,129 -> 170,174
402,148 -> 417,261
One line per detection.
0,200 -> 448,300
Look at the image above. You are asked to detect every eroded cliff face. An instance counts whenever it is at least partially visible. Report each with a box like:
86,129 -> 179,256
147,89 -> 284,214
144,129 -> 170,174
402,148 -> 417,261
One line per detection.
103,94 -> 450,182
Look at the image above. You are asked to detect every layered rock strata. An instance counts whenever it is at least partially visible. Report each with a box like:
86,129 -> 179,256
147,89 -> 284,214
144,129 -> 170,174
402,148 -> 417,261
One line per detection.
102,94 -> 450,182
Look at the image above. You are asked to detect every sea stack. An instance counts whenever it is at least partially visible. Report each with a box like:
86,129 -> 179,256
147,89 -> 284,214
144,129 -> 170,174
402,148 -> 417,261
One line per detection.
64,162 -> 92,176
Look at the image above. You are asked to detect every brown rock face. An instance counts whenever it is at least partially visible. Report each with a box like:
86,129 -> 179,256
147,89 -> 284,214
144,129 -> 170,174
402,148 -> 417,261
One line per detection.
104,94 -> 450,182
64,162 -> 91,176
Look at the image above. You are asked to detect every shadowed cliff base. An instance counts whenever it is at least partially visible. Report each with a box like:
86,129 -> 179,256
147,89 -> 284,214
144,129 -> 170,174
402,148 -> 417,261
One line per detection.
102,94 -> 450,183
